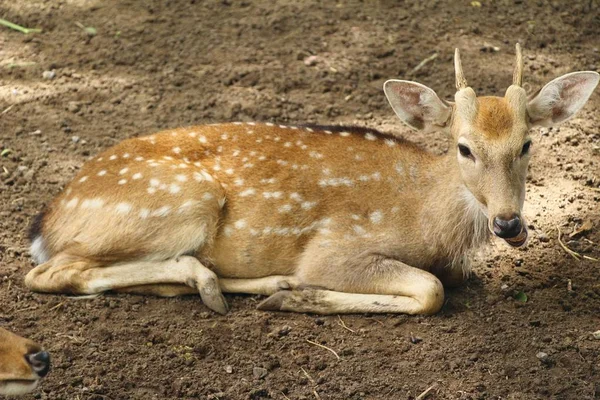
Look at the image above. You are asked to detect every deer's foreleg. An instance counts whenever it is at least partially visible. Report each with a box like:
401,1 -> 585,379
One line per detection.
259,257 -> 444,315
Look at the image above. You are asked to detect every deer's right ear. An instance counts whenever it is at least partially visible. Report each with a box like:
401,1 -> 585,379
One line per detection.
384,80 -> 452,131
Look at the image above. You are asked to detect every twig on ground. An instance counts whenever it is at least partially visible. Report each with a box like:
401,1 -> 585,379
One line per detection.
557,226 -> 599,262
557,226 -> 582,261
49,302 -> 65,311
313,390 -> 322,400
567,279 -> 572,292
337,315 -> 355,333
300,367 -> 316,385
281,392 -> 291,400
306,339 -> 340,360
0,18 -> 42,34
16,306 -> 37,313
1,105 -> 14,115
416,384 -> 437,400
410,53 -> 438,75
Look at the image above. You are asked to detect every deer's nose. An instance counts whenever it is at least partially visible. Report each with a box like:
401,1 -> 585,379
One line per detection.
493,214 -> 522,239
26,350 -> 50,378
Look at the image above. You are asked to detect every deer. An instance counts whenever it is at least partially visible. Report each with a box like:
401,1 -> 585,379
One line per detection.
0,327 -> 50,396
24,45 -> 598,315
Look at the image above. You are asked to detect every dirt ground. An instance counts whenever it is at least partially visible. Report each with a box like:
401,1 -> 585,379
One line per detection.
1,1 -> 599,399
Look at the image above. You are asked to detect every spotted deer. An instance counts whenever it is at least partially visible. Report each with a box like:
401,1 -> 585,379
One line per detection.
25,45 -> 598,315
0,327 -> 50,396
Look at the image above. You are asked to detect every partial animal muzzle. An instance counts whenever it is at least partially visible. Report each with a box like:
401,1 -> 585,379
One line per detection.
26,350 -> 50,378
493,214 -> 522,239
493,214 -> 527,247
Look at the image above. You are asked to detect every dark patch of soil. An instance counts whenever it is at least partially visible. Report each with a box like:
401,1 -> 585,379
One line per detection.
1,1 -> 599,399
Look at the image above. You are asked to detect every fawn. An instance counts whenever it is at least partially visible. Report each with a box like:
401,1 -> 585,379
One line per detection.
0,327 -> 50,396
25,45 -> 598,315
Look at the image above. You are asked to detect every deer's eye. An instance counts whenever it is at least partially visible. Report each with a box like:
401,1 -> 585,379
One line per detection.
521,141 -> 531,156
458,144 -> 474,160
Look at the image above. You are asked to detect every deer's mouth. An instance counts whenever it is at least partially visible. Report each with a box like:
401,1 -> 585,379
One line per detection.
504,228 -> 528,247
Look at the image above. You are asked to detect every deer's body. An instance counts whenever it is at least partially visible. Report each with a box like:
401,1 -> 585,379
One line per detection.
0,328 -> 50,396
25,46 -> 599,315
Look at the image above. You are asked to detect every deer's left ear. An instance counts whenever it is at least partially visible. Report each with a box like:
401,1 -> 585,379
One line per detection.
527,71 -> 599,127
384,80 -> 452,132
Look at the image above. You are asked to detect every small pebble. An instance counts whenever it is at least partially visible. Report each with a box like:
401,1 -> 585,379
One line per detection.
538,233 -> 549,243
72,136 -> 80,143
536,352 -> 549,363
592,330 -> 600,340
253,366 -> 268,379
225,365 -> 233,373
42,70 -> 56,80
303,55 -> 320,66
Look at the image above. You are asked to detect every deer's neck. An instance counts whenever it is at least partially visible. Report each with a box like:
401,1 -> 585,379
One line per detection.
421,154 -> 490,272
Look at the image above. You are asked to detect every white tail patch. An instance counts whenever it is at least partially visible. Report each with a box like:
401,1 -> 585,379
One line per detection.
30,236 -> 49,264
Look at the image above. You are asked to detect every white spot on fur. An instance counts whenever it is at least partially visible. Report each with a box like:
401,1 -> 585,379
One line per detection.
225,168 -> 234,175
135,156 -> 144,161
365,133 -> 377,141
199,136 -> 207,144
119,168 -> 129,175
409,165 -> 418,181
385,139 -> 397,147
395,162 -> 404,175
203,193 -> 214,201
81,198 -> 104,209
118,179 -> 127,185
79,176 -> 88,183
263,191 -> 283,199
172,147 -> 181,154
169,184 -> 181,194
278,204 -> 292,213
147,187 -> 157,194
132,173 -> 142,180
97,170 -> 107,176
240,188 -> 256,197
318,177 -> 354,187
139,208 -> 150,218
369,210 -> 383,224
116,202 -> 132,214
353,225 -> 367,235
301,201 -> 317,210
66,198 -> 79,208
152,206 -> 171,217
290,192 -> 303,202
340,131 -> 350,137
260,178 -> 276,184
234,178 -> 245,186
175,174 -> 188,182
109,155 -> 117,160
309,151 -> 323,159
234,219 -> 247,229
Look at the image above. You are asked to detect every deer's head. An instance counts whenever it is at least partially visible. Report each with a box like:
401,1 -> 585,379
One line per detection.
384,44 -> 599,247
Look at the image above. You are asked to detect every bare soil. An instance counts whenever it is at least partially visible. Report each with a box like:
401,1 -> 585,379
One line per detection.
1,1 -> 599,399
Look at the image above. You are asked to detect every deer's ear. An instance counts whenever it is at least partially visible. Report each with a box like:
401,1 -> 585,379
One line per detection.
527,72 -> 599,127
384,80 -> 452,132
